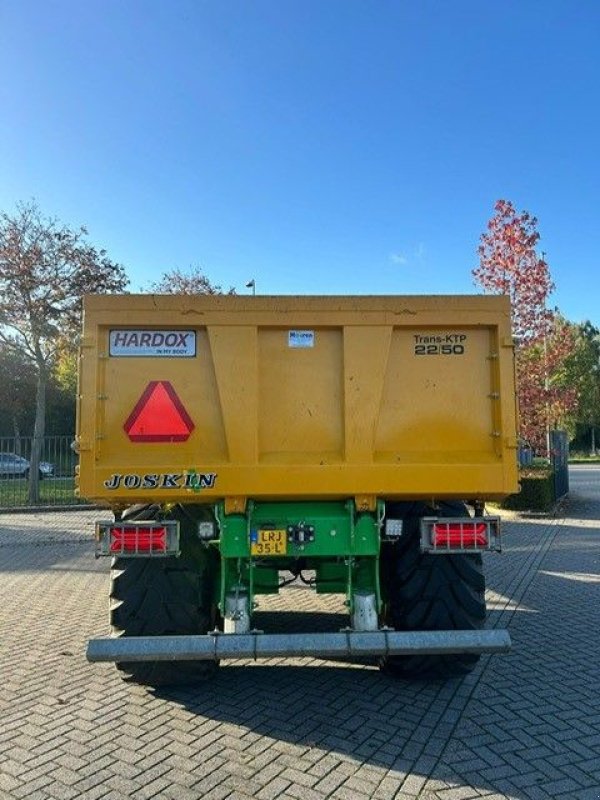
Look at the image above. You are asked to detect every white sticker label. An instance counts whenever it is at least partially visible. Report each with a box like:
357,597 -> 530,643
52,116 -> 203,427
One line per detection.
109,330 -> 196,357
288,330 -> 315,349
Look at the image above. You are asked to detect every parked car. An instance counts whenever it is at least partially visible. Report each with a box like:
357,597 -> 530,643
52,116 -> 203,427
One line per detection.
0,453 -> 55,479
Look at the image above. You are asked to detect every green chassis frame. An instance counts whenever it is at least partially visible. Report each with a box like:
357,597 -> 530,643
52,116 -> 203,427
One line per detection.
213,499 -> 384,617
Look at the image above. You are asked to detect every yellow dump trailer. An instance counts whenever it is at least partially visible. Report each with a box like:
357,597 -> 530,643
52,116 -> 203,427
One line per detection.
82,294 -> 518,686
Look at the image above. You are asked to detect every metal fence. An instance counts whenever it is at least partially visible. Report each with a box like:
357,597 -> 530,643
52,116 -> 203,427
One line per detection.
0,435 -> 87,509
1,430 -> 572,510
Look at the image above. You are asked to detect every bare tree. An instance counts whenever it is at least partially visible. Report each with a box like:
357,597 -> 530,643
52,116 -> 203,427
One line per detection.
0,201 -> 129,501
149,265 -> 235,295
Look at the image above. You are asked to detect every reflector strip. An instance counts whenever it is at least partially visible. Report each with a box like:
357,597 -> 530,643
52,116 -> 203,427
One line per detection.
124,381 -> 195,442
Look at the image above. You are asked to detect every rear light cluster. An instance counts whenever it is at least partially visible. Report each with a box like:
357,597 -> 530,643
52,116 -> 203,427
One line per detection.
95,520 -> 180,557
420,517 -> 501,554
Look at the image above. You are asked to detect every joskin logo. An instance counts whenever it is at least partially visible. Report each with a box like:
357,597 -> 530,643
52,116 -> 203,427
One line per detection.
104,472 -> 217,490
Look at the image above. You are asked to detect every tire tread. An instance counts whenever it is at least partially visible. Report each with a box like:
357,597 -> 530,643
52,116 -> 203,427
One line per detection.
109,505 -> 218,687
381,502 -> 486,679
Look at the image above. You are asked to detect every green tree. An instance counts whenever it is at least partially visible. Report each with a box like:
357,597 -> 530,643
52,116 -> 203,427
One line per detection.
53,340 -> 78,395
0,343 -> 37,439
565,322 -> 600,453
0,201 -> 129,501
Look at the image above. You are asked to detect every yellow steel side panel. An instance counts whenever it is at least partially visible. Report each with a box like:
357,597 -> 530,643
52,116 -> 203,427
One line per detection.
76,295 -> 519,505
258,328 -> 344,462
98,329 -> 228,466
208,326 -> 258,464
343,326 -> 392,464
375,328 -> 494,461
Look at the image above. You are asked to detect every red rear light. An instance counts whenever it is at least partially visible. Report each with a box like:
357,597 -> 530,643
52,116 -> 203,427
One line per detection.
95,520 -> 180,557
420,516 -> 501,553
432,522 -> 488,548
110,525 -> 167,554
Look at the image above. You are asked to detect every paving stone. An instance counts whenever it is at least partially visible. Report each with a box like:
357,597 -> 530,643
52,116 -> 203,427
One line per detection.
255,777 -> 292,800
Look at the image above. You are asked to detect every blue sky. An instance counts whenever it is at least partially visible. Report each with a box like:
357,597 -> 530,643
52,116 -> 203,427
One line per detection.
1,1 -> 598,323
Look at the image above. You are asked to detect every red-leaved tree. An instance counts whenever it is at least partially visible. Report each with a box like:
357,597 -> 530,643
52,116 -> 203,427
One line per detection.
473,200 -> 577,455
474,199 -> 553,343
516,316 -> 579,453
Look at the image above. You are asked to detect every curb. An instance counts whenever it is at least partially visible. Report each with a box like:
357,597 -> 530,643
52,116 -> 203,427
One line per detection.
0,504 -> 103,515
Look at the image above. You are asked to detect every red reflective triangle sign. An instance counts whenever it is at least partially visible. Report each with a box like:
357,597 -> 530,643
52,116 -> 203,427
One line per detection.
124,381 -> 195,442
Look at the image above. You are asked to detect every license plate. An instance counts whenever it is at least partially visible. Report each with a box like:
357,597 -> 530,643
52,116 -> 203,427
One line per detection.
250,529 -> 287,556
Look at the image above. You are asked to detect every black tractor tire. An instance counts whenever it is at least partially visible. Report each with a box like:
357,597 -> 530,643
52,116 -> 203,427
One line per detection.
380,501 -> 486,679
110,504 -> 220,687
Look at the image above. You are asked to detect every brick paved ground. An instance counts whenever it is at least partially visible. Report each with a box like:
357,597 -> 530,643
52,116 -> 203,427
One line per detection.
0,467 -> 599,800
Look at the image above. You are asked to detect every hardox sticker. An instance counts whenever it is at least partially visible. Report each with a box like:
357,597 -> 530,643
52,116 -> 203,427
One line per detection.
110,330 -> 196,357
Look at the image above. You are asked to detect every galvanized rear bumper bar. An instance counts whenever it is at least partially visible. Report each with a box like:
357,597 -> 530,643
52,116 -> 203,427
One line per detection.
87,629 -> 511,663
